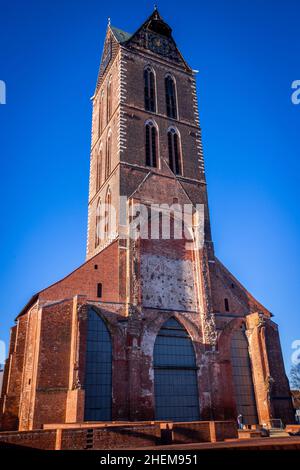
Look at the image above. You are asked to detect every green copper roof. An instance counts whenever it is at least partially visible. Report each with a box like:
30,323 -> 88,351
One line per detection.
110,26 -> 132,43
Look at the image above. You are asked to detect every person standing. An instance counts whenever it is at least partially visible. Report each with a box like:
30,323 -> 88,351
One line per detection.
237,414 -> 243,429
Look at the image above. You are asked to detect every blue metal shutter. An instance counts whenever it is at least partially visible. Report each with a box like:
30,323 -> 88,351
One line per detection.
84,309 -> 112,421
154,318 -> 200,421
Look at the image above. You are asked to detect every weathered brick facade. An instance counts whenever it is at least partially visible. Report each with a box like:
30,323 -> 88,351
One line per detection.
0,9 -> 294,437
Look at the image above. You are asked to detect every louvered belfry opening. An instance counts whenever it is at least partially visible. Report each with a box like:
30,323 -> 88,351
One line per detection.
230,326 -> 258,425
154,318 -> 200,422
84,309 -> 112,421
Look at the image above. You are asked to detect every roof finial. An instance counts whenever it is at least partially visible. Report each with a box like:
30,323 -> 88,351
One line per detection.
108,17 -> 111,26
154,4 -> 157,10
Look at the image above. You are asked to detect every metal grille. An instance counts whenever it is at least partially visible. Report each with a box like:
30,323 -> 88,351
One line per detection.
84,309 -> 112,421
231,327 -> 258,424
154,318 -> 200,422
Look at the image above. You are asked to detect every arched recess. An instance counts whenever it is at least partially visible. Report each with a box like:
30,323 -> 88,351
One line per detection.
99,90 -> 104,134
167,127 -> 182,175
96,144 -> 103,192
105,130 -> 112,179
154,317 -> 200,421
140,209 -> 197,311
107,75 -> 112,122
84,308 -> 112,421
230,325 -> 258,424
145,119 -> 158,168
95,198 -> 101,248
144,66 -> 156,112
165,74 -> 178,119
104,186 -> 111,240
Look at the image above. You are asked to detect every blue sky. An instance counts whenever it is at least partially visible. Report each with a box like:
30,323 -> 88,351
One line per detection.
0,0 -> 299,374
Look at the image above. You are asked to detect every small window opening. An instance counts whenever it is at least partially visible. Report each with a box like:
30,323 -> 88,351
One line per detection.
97,283 -> 103,298
224,298 -> 229,312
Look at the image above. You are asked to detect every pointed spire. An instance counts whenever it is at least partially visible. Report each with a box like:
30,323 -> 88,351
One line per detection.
108,17 -> 111,27
146,8 -> 172,37
153,5 -> 160,20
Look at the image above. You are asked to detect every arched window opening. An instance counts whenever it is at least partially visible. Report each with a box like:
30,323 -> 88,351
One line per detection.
107,77 -> 112,122
84,309 -> 112,421
154,318 -> 200,421
104,189 -> 111,240
165,75 -> 177,119
144,67 -> 156,112
96,146 -> 102,192
231,326 -> 258,425
99,90 -> 104,135
145,121 -> 157,168
168,128 -> 181,175
105,132 -> 112,179
97,283 -> 103,298
95,198 -> 101,248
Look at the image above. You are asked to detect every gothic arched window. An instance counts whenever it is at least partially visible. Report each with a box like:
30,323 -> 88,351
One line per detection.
145,121 -> 158,168
99,90 -> 104,134
107,76 -> 112,122
96,145 -> 102,192
104,188 -> 111,240
168,128 -> 181,175
231,326 -> 258,424
154,318 -> 200,421
95,198 -> 101,248
144,67 -> 156,112
105,132 -> 112,179
165,75 -> 177,119
84,308 -> 112,421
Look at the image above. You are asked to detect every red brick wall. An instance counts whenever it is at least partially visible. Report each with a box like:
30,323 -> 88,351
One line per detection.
39,240 -> 120,304
0,429 -> 56,449
60,424 -> 160,450
265,322 -> 295,424
19,305 -> 39,430
0,316 -> 28,430
31,301 -> 73,428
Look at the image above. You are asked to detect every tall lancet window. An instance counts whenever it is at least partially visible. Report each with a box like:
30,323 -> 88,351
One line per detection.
84,308 -> 112,421
99,90 -> 104,135
231,326 -> 258,424
145,121 -> 158,168
96,145 -> 102,192
105,132 -> 112,179
154,318 -> 200,422
168,128 -> 181,175
165,75 -> 177,119
95,198 -> 101,248
104,188 -> 111,240
107,76 -> 112,122
144,67 -> 156,112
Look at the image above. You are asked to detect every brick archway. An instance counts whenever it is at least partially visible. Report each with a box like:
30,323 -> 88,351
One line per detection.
217,317 -> 258,424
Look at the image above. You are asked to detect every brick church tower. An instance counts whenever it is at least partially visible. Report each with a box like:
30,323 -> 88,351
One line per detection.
0,9 -> 294,432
